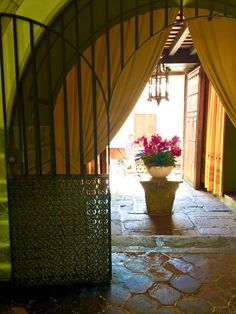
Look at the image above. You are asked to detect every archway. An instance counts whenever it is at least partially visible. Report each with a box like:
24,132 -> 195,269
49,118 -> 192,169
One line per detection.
1,0 -> 236,285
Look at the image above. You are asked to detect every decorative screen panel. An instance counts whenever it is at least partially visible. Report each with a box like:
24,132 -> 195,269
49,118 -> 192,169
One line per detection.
8,175 -> 111,286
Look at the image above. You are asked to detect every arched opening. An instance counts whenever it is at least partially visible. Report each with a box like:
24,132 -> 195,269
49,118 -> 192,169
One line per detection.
1,0 -> 236,287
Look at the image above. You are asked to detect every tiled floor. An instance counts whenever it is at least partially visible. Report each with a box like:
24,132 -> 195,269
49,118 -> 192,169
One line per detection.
111,170 -> 236,237
1,167 -> 236,313
1,239 -> 236,313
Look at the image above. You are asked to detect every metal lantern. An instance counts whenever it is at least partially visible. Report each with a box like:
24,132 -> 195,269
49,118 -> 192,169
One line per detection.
148,61 -> 171,105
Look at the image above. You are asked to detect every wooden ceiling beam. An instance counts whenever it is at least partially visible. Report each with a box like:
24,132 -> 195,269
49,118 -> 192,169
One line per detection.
168,24 -> 190,56
162,48 -> 199,64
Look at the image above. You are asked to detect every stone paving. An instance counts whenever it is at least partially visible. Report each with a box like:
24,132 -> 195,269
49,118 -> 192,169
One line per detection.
1,238 -> 236,313
110,171 -> 236,237
1,167 -> 236,313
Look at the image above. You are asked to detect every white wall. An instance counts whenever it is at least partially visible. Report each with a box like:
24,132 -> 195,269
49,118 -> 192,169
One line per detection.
111,75 -> 185,148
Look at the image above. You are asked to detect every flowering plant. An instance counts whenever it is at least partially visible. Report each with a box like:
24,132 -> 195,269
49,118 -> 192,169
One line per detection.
134,134 -> 182,167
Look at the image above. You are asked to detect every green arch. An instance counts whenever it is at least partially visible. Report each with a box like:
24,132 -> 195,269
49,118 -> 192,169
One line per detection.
1,0 -> 236,282
10,0 -> 236,24
1,0 -> 236,125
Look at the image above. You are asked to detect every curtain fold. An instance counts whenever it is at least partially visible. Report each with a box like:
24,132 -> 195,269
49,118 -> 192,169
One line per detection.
54,8 -> 178,173
184,8 -> 236,126
205,82 -> 225,196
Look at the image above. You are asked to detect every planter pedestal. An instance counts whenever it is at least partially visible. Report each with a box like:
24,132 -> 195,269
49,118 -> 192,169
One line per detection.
140,178 -> 182,216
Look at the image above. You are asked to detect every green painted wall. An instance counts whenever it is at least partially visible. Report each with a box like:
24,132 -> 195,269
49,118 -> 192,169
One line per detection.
223,115 -> 236,193
0,128 -> 11,281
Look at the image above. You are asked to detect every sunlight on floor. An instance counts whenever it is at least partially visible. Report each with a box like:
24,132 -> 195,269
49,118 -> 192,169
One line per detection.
110,159 -> 182,197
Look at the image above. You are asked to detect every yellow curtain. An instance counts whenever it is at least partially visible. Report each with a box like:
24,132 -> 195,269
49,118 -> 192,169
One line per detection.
184,8 -> 236,126
54,8 -> 178,173
205,82 -> 225,196
109,9 -> 177,143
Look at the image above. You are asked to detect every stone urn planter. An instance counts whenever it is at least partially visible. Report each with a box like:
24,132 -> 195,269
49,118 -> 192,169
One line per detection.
146,165 -> 173,178
140,177 -> 182,216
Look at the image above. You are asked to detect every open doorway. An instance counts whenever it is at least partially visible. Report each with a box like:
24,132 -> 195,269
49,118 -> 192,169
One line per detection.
110,74 -> 188,236
109,66 -> 235,237
110,74 -> 184,194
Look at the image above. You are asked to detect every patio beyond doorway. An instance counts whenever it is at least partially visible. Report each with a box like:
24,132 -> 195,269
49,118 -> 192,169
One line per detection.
110,162 -> 236,237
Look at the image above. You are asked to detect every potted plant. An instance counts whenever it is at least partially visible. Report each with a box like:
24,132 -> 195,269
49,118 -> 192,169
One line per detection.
134,134 -> 182,178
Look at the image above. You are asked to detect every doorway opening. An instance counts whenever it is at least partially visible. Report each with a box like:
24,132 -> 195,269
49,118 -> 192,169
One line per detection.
110,74 -> 187,236
109,65 -> 234,238
110,74 -> 184,190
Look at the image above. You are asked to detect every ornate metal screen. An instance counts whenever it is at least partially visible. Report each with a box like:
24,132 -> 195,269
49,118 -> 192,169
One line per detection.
0,5 -> 112,285
8,175 -> 110,285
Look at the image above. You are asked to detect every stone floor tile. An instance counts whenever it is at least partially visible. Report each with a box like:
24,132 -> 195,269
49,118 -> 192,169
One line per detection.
121,213 -> 148,221
198,227 -> 234,236
170,274 -> 201,293
124,295 -> 159,314
100,283 -> 131,306
157,306 -> 183,314
145,251 -> 169,265
112,236 -> 157,249
197,284 -> 228,307
166,214 -> 194,230
128,230 -> 155,235
155,236 -> 231,251
189,265 -> 220,284
195,196 -> 223,206
201,209 -> 233,214
124,258 -> 148,273
181,254 -> 209,267
164,257 -> 193,273
192,217 -> 236,228
177,297 -> 213,314
122,273 -> 154,293
112,265 -> 134,283
111,211 -> 121,220
111,220 -> 123,235
123,219 -> 155,231
180,229 -> 201,236
149,283 -> 181,305
112,253 -> 130,266
148,264 -> 174,282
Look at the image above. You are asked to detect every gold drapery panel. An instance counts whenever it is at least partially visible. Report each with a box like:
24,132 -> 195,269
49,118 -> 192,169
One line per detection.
204,82 -> 225,196
185,8 -> 236,127
54,8 -> 178,174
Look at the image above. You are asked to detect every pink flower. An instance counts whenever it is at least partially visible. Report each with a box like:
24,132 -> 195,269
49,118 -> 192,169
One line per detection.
171,146 -> 182,157
171,135 -> 180,145
134,133 -> 182,166
151,134 -> 162,145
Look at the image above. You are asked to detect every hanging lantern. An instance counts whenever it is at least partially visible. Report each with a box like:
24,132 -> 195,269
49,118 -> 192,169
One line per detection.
148,60 -> 171,105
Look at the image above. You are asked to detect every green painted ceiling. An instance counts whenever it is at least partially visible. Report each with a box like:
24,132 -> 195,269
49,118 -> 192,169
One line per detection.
1,0 -> 236,26
0,0 -> 22,13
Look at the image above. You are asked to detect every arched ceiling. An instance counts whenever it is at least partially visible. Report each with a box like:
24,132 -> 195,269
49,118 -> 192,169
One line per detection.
0,0 -> 23,14
14,0 -> 70,25
1,0 -> 236,122
2,0 -> 236,26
